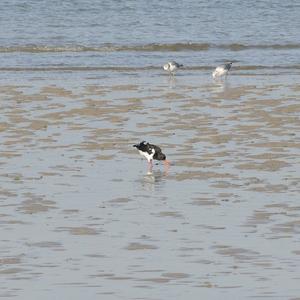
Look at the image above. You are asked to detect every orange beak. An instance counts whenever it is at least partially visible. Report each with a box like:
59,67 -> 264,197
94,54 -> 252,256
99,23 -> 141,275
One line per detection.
164,160 -> 171,166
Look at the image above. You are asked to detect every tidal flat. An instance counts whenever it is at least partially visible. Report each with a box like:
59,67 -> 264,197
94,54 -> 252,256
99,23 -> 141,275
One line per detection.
0,68 -> 299,299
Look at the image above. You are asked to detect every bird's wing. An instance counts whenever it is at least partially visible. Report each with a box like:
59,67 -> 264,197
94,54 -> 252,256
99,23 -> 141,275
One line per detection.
145,143 -> 155,155
172,61 -> 183,68
224,63 -> 232,70
151,144 -> 162,154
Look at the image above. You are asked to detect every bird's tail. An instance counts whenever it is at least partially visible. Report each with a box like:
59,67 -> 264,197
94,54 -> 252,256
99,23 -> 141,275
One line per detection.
133,141 -> 146,149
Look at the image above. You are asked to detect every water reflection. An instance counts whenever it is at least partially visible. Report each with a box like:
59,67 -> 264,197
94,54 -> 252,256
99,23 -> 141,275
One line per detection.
212,78 -> 231,93
139,169 -> 168,192
166,75 -> 178,89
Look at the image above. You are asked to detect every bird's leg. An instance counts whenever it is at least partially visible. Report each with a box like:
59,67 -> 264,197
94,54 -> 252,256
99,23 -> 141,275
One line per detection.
148,160 -> 153,171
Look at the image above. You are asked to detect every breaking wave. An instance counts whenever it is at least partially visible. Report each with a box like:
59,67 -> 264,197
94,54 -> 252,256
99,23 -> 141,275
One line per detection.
1,43 -> 300,53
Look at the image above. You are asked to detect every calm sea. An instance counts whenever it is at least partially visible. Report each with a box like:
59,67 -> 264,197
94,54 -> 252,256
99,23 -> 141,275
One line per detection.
1,0 -> 300,71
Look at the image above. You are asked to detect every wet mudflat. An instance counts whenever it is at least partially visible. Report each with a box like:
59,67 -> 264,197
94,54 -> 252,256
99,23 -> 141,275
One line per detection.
0,69 -> 299,299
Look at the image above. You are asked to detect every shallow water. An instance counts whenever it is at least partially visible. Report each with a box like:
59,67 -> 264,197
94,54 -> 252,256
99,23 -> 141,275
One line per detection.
0,68 -> 299,299
1,1 -> 300,299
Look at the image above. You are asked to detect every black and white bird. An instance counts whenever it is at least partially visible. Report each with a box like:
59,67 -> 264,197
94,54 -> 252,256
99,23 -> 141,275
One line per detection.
133,141 -> 170,168
212,62 -> 233,78
163,61 -> 183,74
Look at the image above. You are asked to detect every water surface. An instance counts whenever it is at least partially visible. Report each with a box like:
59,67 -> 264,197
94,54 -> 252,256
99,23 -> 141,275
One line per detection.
0,1 -> 300,299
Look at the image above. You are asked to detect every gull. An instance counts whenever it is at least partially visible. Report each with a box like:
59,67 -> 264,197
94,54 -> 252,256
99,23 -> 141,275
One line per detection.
163,61 -> 183,75
212,62 -> 233,78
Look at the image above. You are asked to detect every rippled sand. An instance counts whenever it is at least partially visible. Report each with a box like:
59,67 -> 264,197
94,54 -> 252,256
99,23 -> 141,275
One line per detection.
0,70 -> 299,299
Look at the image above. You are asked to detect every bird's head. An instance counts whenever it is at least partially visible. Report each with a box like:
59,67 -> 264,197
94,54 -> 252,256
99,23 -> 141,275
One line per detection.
156,152 -> 166,160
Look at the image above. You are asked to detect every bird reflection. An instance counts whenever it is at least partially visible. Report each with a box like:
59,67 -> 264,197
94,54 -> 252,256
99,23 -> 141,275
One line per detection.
144,170 -> 162,183
212,78 -> 231,93
140,168 -> 169,192
166,75 -> 177,89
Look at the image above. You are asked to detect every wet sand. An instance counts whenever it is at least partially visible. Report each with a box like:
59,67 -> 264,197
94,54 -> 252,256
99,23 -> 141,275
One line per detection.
0,70 -> 299,299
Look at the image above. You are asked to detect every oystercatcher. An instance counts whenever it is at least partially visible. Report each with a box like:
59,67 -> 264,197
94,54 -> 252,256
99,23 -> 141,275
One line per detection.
133,141 -> 170,168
